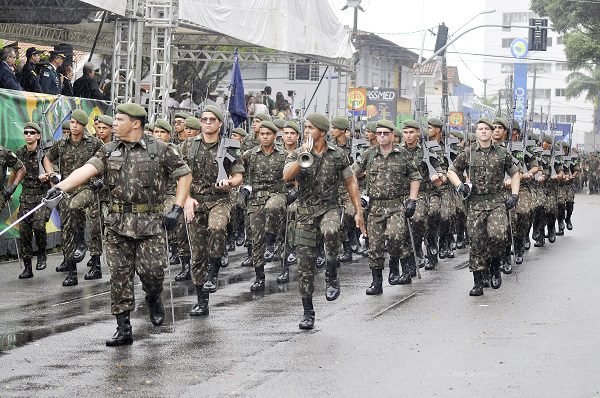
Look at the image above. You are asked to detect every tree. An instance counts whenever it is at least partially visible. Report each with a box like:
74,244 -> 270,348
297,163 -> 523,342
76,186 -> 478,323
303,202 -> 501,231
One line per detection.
565,65 -> 600,134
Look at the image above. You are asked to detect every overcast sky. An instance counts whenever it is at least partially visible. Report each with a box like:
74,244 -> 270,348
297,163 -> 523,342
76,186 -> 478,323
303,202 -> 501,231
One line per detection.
331,0 -> 493,95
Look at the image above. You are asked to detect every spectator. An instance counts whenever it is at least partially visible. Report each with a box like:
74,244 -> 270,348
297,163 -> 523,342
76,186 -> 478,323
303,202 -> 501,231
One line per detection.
59,64 -> 74,96
262,85 -> 276,115
19,47 -> 43,92
275,91 -> 286,113
166,88 -> 179,108
73,62 -> 106,100
246,94 -> 256,117
39,51 -> 65,95
0,47 -> 23,91
254,92 -> 269,115
180,91 -> 199,110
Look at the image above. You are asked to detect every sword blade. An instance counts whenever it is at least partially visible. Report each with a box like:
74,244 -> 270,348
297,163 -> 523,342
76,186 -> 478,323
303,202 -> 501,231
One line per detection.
0,201 -> 45,238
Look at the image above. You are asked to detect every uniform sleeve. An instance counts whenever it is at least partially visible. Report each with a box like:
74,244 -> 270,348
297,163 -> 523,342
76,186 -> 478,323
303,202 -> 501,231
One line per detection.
448,150 -> 468,175
338,150 -> 354,180
163,143 -> 191,180
526,153 -> 539,169
45,141 -> 60,163
504,150 -> 519,177
285,149 -> 299,166
86,147 -> 107,175
5,149 -> 23,171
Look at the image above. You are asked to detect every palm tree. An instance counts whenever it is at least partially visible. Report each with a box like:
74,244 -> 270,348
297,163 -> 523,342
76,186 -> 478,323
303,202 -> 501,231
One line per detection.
565,64 -> 600,134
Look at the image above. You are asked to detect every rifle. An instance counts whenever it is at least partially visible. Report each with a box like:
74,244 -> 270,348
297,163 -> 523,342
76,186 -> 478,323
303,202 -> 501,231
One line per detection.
415,103 -> 441,179
215,94 -> 241,183
350,133 -> 366,163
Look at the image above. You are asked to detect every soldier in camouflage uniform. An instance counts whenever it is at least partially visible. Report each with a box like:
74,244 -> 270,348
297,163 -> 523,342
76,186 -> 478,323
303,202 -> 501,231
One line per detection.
172,112 -> 189,145
0,142 -> 25,215
283,113 -> 366,330
355,119 -> 421,294
448,118 -> 520,296
227,127 -> 248,254
15,122 -> 50,278
563,144 -> 580,230
45,103 -> 192,346
182,105 -> 244,317
540,134 -> 564,244
43,109 -> 103,286
242,121 -> 287,291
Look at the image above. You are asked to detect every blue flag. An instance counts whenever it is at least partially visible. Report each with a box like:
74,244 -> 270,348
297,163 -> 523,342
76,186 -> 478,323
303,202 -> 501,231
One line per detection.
53,111 -> 73,141
228,49 -> 247,127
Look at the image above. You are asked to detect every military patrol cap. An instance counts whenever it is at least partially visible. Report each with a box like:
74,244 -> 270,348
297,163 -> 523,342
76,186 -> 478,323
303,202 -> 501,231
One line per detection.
284,121 -> 301,134
26,47 -> 43,59
393,128 -> 402,138
366,122 -> 377,132
24,122 -> 42,134
512,120 -> 521,131
467,132 -> 477,141
232,127 -> 247,137
144,123 -> 155,132
254,113 -> 271,122
530,132 -> 540,141
185,117 -> 202,130
543,133 -> 553,144
562,141 -> 570,148
154,118 -> 172,133
402,120 -> 420,130
306,113 -> 330,132
427,117 -> 443,128
173,111 -> 189,120
71,109 -> 88,126
376,119 -> 396,131
49,50 -> 65,58
201,105 -> 223,122
492,117 -> 509,130
116,103 -> 147,119
477,118 -> 494,130
260,121 -> 278,134
62,120 -> 71,131
97,115 -> 113,127
273,118 -> 286,129
331,116 -> 350,131
450,130 -> 465,140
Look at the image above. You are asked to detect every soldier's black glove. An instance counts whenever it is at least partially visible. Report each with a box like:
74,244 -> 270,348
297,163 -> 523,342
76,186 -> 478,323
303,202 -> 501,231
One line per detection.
91,178 -> 104,193
505,194 -> 519,210
2,184 -> 16,200
457,183 -> 471,199
404,199 -> 417,218
43,186 -> 64,209
286,188 -> 299,205
164,204 -> 183,231
50,174 -> 61,185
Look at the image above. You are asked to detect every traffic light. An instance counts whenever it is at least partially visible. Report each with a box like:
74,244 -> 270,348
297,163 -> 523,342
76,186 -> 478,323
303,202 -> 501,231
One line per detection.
528,18 -> 548,51
434,23 -> 449,55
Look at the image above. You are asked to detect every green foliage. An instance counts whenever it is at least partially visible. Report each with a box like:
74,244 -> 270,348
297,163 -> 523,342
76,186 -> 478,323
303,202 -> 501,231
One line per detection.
565,64 -> 600,133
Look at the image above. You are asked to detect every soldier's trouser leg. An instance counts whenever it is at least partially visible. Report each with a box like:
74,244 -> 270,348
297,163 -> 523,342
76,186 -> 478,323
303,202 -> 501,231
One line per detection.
88,205 -> 102,256
69,188 -> 97,255
514,189 -> 531,252
176,213 -> 190,258
295,221 -> 319,296
467,206 -> 508,272
386,211 -> 412,261
320,208 -> 341,264
265,194 -> 286,257
19,204 -> 35,260
250,208 -> 266,269
33,205 -> 50,256
439,189 -> 454,245
105,230 -> 166,315
367,214 -> 387,271
58,196 -> 78,260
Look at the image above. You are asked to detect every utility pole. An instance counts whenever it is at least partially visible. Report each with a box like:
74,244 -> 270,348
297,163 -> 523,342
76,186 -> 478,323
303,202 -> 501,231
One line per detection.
482,78 -> 488,99
529,67 -> 537,122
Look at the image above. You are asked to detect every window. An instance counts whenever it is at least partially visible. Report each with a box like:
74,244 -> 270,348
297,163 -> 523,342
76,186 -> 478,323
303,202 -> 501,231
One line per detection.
546,37 -> 553,47
557,36 -> 564,45
556,63 -> 570,71
288,61 -> 320,81
527,89 -> 551,100
554,114 -> 576,123
501,38 -> 517,48
528,63 -> 552,73
501,63 -> 514,73
502,12 -> 536,31
555,89 -> 567,97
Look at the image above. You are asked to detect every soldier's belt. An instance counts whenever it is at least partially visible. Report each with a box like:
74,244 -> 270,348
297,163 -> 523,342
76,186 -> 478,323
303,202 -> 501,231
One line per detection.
191,193 -> 227,202
371,198 -> 404,207
469,192 -> 502,201
110,203 -> 163,213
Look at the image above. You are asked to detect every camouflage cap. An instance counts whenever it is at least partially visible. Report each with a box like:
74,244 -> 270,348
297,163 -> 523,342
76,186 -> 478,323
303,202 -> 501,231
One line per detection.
393,128 -> 402,138
173,112 -> 189,120
62,120 -> 71,131
331,116 -> 350,131
543,133 -> 553,144
97,115 -> 113,127
306,113 -> 330,132
492,117 -> 509,130
450,130 -> 465,140
154,118 -> 172,133
272,118 -> 286,129
477,118 -> 494,130
201,105 -> 223,122
232,127 -> 247,137
530,132 -> 540,141
185,116 -> 202,130
284,121 -> 301,134
427,117 -> 443,128
253,113 -> 271,122
144,123 -> 155,132
260,120 -> 278,134
376,119 -> 396,131
366,122 -> 377,132
71,109 -> 88,126
116,103 -> 147,119
402,120 -> 420,130
562,141 -> 570,148
467,132 -> 477,141
24,122 -> 42,134
512,120 -> 521,131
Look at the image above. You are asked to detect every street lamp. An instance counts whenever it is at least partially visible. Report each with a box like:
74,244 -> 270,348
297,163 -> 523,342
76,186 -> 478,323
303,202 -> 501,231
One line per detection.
452,9 -> 496,38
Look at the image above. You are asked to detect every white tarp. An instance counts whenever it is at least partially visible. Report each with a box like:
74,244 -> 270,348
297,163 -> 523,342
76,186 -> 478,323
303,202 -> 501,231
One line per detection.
178,0 -> 355,60
80,0 -> 127,16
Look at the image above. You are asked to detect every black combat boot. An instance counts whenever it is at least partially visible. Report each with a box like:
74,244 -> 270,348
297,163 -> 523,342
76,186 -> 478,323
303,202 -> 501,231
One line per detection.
227,235 -> 236,252
524,233 -> 531,250
84,255 -> 102,280
221,251 -> 229,268
534,223 -> 545,247
349,229 -> 359,253
263,232 -> 276,262
445,234 -> 455,258
73,242 -> 87,264
338,241 -> 353,263
36,252 -> 47,271
241,246 -> 253,267
425,231 -> 438,269
490,258 -> 502,289
482,268 -> 491,288
175,256 -> 191,282
565,202 -> 574,230
19,258 -> 34,279
456,228 -> 465,249
168,243 -> 180,265
62,261 -> 78,286
106,311 -> 133,346
325,260 -> 341,301
250,265 -> 266,291
388,256 -> 400,285
413,237 -> 425,268
236,211 -> 246,246
145,294 -> 165,326
56,258 -> 70,272
547,222 -> 556,243
202,258 -> 221,293
189,285 -> 209,316
298,295 -> 315,330
285,247 -> 297,266
438,235 -> 448,259
276,258 -> 289,284
366,268 -> 383,295
398,257 -> 412,285
501,246 -> 513,274
514,239 -> 524,265
556,219 -> 565,236
469,271 -> 484,296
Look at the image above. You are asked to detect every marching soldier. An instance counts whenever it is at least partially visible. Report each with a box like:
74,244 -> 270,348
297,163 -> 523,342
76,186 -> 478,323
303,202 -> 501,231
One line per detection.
283,113 -> 366,330
15,122 -> 49,278
172,112 -> 189,145
355,120 -> 421,294
181,105 -> 244,317
184,117 -> 202,138
563,143 -> 579,230
95,115 -> 114,144
447,118 -> 520,296
44,103 -> 191,346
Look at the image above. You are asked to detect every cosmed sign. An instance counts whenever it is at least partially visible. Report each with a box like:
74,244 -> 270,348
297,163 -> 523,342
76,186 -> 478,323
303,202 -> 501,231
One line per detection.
511,38 -> 529,126
365,88 -> 397,122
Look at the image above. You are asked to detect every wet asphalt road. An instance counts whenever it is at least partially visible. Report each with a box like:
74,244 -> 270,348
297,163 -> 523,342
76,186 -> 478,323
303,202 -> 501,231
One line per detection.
0,194 -> 599,397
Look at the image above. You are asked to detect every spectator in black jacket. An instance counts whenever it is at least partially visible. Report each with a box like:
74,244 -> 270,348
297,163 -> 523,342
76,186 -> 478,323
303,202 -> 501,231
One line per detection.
19,47 -> 43,93
0,47 -> 22,91
73,62 -> 106,100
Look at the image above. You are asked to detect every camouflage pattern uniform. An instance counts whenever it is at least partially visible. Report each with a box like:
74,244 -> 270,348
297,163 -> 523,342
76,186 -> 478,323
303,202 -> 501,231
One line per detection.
336,140 -> 357,259
180,135 -> 244,288
449,143 -> 519,272
0,146 -> 24,211
86,135 -> 191,314
15,145 -> 51,259
511,144 -> 539,257
286,143 -> 353,296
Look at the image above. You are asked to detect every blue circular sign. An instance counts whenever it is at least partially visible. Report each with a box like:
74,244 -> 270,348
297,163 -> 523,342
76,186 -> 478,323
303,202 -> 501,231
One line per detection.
510,38 -> 529,59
